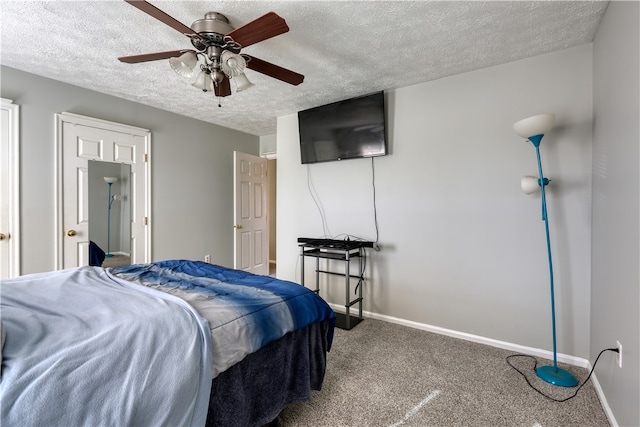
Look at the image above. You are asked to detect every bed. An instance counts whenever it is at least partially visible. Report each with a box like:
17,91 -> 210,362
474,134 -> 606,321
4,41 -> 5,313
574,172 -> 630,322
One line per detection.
0,260 -> 336,427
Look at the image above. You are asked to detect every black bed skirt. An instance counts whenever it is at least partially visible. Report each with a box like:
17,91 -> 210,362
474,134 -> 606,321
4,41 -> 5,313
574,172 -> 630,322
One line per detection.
205,320 -> 332,427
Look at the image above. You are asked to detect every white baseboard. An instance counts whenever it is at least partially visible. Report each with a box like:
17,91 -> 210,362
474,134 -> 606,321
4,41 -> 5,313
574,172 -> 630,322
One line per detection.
328,303 -> 617,426
329,303 -> 588,367
590,371 -> 619,427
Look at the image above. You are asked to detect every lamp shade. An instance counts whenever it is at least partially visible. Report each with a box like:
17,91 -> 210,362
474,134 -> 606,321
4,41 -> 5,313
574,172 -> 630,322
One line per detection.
521,175 -> 540,194
103,177 -> 118,184
192,70 -> 214,92
220,51 -> 247,77
234,73 -> 254,92
169,51 -> 198,78
513,113 -> 555,138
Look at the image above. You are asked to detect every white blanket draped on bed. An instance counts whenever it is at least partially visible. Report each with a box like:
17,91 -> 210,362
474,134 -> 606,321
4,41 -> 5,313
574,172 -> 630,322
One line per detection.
0,266 -> 213,427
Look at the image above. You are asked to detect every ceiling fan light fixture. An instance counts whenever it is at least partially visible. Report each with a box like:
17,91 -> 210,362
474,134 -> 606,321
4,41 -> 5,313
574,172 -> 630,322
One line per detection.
192,70 -> 214,92
234,73 -> 254,92
169,51 -> 198,78
220,50 -> 247,77
119,4 -> 305,105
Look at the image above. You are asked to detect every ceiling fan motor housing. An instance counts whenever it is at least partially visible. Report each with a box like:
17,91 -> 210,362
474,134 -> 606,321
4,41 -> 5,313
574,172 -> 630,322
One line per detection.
190,12 -> 234,51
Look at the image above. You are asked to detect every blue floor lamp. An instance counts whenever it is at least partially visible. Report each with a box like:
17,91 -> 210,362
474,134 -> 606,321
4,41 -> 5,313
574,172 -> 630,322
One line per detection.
103,176 -> 120,258
513,113 -> 578,388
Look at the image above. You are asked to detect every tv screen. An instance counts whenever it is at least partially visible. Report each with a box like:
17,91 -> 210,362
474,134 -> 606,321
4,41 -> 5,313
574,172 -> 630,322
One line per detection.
298,91 -> 387,164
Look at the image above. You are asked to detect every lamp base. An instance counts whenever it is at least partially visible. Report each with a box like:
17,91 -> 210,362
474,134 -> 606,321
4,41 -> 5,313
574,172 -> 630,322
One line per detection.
536,365 -> 578,387
105,253 -> 114,258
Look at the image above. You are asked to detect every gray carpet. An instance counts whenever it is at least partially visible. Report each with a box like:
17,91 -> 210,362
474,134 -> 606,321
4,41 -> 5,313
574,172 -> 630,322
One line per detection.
277,319 -> 610,427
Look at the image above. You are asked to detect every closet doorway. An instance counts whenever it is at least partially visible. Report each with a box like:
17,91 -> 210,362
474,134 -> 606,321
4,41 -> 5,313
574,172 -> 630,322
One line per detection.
56,113 -> 151,269
0,98 -> 20,279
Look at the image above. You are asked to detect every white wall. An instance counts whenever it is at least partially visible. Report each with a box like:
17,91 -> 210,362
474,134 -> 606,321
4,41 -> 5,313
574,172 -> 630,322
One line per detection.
591,2 -> 640,426
1,67 -> 259,274
277,45 -> 594,358
260,134 -> 277,157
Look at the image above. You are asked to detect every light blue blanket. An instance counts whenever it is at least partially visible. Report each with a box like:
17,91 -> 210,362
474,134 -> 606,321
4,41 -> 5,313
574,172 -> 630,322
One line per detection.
109,260 -> 336,378
1,266 -> 213,427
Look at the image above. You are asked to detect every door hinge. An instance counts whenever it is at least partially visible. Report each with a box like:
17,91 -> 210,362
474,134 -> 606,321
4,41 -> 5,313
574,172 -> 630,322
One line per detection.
144,216 -> 148,225
144,153 -> 148,162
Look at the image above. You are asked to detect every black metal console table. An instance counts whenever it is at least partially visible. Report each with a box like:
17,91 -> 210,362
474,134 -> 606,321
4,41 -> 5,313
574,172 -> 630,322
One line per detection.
298,238 -> 374,330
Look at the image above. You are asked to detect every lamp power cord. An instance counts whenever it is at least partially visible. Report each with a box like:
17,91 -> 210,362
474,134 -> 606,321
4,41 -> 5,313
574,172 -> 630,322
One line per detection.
506,347 -> 618,402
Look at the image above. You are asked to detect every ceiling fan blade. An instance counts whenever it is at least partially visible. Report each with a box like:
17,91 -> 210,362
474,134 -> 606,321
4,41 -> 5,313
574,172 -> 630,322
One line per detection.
215,76 -> 232,97
245,55 -> 304,86
118,49 -> 193,63
124,0 -> 203,39
226,12 -> 289,48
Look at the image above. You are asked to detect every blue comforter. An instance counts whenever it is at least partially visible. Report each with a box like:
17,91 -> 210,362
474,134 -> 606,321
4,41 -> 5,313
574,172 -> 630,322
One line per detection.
0,266 -> 213,427
109,260 -> 336,378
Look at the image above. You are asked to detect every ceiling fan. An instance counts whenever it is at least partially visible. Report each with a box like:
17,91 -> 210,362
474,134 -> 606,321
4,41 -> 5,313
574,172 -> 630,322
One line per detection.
118,0 -> 304,101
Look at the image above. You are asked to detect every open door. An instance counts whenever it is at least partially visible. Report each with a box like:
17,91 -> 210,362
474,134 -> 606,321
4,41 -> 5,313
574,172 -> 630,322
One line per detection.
0,98 -> 20,279
233,151 -> 268,275
56,113 -> 151,269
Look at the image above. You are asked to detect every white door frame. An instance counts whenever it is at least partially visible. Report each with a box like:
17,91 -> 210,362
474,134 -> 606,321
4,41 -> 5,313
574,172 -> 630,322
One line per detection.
55,112 -> 152,269
0,98 -> 20,278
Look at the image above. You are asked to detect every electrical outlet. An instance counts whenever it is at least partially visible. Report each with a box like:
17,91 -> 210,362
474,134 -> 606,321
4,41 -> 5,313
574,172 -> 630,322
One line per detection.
616,341 -> 622,368
204,254 -> 211,263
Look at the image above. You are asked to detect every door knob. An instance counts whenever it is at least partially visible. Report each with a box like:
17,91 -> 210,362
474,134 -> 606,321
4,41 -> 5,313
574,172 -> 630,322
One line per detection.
0,233 -> 6,240
233,224 -> 243,229
67,229 -> 77,237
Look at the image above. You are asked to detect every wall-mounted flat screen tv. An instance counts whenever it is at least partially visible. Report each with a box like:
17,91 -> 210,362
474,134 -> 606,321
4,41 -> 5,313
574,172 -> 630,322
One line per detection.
298,91 -> 387,164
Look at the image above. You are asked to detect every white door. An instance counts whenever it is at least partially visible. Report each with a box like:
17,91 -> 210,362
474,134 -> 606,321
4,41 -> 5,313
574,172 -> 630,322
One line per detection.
234,152 -> 268,275
0,99 -> 20,279
56,113 -> 151,269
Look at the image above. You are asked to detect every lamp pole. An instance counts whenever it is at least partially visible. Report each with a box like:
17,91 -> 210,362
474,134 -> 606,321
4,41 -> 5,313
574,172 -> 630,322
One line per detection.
526,134 -> 578,388
531,136 -> 557,366
513,114 -> 577,388
103,177 -> 119,258
106,181 -> 114,258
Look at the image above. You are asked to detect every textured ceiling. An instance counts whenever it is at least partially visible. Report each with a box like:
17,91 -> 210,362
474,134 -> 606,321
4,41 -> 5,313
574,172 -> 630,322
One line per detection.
0,1 -> 607,136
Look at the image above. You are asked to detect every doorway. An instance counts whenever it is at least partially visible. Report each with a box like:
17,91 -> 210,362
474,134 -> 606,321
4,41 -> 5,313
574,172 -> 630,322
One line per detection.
233,151 -> 269,275
0,98 -> 20,279
56,112 -> 151,269
267,158 -> 276,276
232,153 -> 276,276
